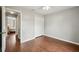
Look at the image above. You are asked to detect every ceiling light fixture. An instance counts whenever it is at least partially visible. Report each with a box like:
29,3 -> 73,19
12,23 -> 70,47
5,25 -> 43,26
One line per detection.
42,6 -> 51,10
9,11 -> 15,14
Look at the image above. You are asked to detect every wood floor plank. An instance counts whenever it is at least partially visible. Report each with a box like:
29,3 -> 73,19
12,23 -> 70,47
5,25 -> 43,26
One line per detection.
5,34 -> 79,52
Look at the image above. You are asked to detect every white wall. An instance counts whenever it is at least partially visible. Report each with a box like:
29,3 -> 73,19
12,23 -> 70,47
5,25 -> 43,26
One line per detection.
6,6 -> 44,42
34,14 -> 44,37
45,7 -> 79,43
6,6 -> 79,44
21,12 -> 34,42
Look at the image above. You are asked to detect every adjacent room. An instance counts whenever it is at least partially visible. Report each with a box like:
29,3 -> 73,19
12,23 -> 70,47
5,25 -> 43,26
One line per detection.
2,6 -> 79,52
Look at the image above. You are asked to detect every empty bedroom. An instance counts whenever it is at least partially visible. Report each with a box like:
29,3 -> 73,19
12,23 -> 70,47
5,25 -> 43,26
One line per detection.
2,6 -> 79,52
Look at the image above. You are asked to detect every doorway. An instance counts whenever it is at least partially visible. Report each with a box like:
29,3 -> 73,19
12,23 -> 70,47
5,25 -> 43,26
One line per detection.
5,8 -> 21,38
2,7 -> 21,52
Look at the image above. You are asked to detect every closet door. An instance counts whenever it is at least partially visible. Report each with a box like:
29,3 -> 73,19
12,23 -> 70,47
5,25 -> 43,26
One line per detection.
0,7 -> 2,52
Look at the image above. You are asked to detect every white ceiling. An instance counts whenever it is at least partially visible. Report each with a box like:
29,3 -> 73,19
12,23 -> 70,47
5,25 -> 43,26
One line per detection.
20,6 -> 75,15
7,6 -> 75,15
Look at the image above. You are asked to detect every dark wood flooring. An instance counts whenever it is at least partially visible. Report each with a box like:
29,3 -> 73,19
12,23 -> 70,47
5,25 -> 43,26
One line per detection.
5,34 -> 79,52
5,32 -> 20,52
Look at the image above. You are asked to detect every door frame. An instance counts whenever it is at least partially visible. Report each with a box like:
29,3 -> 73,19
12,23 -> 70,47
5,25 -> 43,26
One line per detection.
2,6 -> 22,52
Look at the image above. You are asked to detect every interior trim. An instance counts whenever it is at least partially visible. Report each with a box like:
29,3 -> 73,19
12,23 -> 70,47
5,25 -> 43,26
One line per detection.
45,34 -> 79,45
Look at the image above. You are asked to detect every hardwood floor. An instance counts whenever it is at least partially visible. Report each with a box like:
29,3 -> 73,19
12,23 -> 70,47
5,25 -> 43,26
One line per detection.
21,35 -> 79,52
5,32 -> 20,52
5,34 -> 79,52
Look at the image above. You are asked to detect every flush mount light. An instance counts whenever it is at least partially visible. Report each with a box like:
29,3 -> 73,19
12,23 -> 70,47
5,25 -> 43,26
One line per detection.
9,11 -> 15,14
42,6 -> 51,10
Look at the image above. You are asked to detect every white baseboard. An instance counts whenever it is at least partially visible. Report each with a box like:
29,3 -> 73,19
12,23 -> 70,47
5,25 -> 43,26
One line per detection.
21,34 -> 79,45
45,34 -> 79,45
21,34 -> 43,43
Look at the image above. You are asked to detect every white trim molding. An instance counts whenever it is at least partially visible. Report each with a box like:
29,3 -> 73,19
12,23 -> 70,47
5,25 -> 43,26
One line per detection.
44,34 -> 79,45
